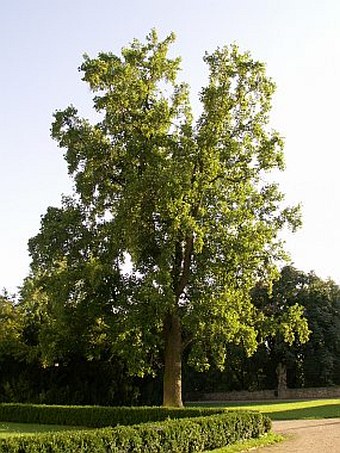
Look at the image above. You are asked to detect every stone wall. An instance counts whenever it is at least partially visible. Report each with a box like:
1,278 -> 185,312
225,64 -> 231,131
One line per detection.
191,386 -> 340,402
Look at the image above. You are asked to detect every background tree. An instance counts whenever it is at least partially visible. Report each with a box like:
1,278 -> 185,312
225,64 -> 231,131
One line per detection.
290,269 -> 340,387
29,30 -> 301,406
247,266 -> 340,391
251,266 -> 310,394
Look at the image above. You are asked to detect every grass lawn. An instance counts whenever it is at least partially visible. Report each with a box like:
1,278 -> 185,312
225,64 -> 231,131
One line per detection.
205,432 -> 284,452
0,422 -> 83,438
190,398 -> 340,420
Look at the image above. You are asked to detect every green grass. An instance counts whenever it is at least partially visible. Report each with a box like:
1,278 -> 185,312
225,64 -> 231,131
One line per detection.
190,398 -> 340,420
0,422 -> 84,438
205,432 -> 284,452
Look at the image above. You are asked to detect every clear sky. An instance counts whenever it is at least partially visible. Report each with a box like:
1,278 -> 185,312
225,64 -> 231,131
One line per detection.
1,0 -> 340,292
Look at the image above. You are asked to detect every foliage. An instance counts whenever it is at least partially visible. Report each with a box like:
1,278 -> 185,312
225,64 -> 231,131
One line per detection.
5,265 -> 339,405
300,273 -> 340,386
0,291 -> 23,359
27,29 -> 301,405
0,358 -> 142,406
251,266 -> 340,388
0,403 -> 225,427
0,279 -> 140,406
0,291 -> 31,404
24,202 -> 123,368
0,411 -> 270,453
185,266 -> 340,394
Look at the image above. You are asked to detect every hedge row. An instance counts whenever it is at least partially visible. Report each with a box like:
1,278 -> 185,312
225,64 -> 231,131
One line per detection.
0,411 -> 271,452
0,404 -> 225,428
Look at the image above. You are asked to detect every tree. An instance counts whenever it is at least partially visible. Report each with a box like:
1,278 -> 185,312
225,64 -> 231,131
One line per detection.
29,30 -> 300,406
251,266 -> 310,393
250,266 -> 340,390
295,270 -> 340,387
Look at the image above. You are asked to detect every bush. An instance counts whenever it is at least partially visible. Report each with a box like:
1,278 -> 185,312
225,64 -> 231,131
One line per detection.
0,403 -> 225,427
0,411 -> 271,452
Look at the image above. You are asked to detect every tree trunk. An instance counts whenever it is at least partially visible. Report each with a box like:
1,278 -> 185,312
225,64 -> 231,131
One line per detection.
163,313 -> 183,407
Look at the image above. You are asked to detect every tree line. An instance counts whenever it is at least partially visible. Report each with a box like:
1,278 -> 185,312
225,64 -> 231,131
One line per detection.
1,265 -> 339,405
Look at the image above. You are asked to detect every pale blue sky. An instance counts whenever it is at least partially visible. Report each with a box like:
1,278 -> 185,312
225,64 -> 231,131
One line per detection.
1,0 -> 340,291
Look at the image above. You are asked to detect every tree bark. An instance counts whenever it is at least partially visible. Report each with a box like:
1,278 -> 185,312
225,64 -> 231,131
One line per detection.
163,313 -> 183,407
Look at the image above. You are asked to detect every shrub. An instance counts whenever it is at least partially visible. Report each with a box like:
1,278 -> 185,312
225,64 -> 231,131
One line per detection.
0,411 -> 271,452
0,403 -> 225,427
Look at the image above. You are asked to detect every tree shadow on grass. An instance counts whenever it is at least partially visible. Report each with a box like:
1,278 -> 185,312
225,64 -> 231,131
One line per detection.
263,403 -> 340,420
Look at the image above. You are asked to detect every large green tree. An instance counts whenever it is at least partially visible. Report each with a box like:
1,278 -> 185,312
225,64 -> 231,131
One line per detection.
29,30 -> 301,406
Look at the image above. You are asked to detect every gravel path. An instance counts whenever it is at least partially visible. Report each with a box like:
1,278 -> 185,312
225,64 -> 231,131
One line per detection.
255,418 -> 340,452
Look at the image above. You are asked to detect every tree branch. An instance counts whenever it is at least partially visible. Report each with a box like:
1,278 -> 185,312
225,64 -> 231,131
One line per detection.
175,234 -> 194,299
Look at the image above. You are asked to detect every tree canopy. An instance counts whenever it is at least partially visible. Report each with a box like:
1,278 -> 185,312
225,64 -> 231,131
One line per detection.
28,30 -> 302,406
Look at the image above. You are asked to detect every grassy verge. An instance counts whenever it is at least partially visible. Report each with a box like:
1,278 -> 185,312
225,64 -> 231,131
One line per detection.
189,399 -> 340,420
0,422 -> 84,438
206,432 -> 284,452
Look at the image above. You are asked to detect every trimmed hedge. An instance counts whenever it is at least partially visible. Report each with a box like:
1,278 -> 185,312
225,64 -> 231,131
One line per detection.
0,411 -> 271,452
0,404 -> 225,428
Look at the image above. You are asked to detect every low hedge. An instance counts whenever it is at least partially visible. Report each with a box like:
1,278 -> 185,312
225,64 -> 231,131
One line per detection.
0,411 -> 271,452
0,404 -> 225,428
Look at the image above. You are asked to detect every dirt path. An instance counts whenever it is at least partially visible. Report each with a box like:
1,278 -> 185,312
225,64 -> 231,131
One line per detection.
255,418 -> 340,452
